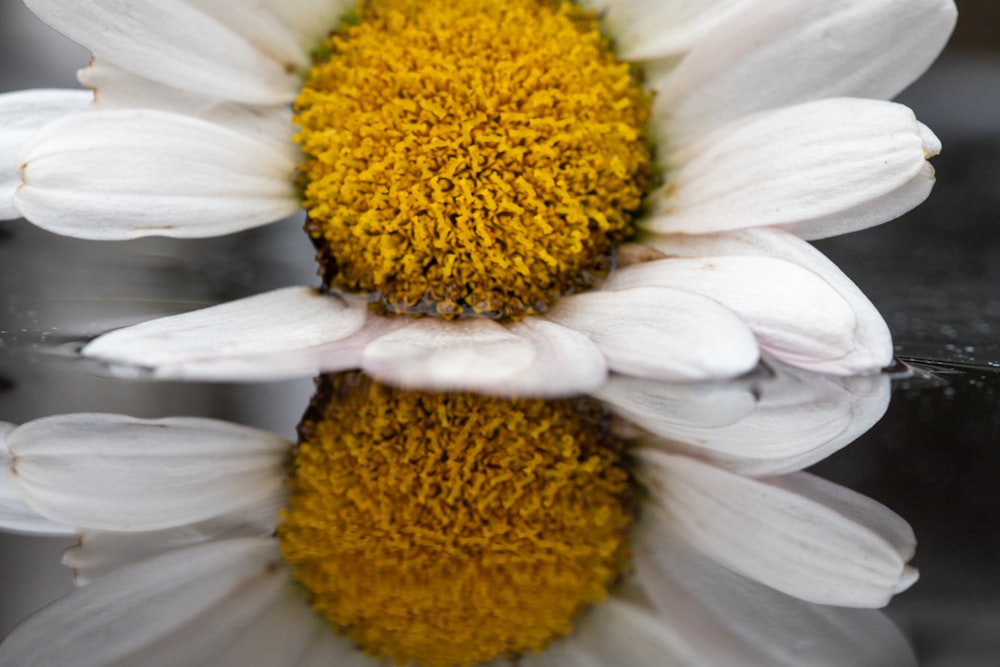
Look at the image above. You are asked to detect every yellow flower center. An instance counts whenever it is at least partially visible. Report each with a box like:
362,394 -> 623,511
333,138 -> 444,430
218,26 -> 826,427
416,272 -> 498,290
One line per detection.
295,0 -> 653,320
278,373 -> 635,667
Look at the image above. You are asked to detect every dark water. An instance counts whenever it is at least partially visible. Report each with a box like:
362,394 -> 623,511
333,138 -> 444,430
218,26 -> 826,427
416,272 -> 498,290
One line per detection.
810,126 -> 1000,663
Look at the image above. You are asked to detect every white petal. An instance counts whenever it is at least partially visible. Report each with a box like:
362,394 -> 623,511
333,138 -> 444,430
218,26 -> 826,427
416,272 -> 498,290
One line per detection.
600,0 -> 747,61
201,585 -> 332,667
78,59 -> 296,158
653,0 -> 958,138
0,422 -> 76,536
644,228 -> 894,373
64,498 -> 282,586
8,413 -> 289,532
779,160 -> 937,240
15,108 -> 298,239
520,637 -> 602,667
295,631 -> 372,667
0,89 -> 92,220
363,317 -> 607,398
603,257 -> 862,373
0,537 -> 289,667
181,0 -> 311,68
503,318 -> 608,396
640,367 -> 891,476
646,98 -> 938,238
637,451 -> 916,607
361,318 -> 538,395
546,287 -> 759,381
632,521 -> 917,666
24,0 -> 304,104
82,288 -> 367,381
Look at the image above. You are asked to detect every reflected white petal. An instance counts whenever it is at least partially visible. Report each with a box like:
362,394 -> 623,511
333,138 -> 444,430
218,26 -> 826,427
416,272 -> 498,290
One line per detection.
64,497 -> 283,586
0,537 -> 288,667
592,374 -> 757,431
8,414 -> 289,531
640,368 -> 891,475
520,635 -> 602,667
201,585 -> 333,667
570,597 -> 697,666
637,452 -> 916,607
633,520 -> 917,666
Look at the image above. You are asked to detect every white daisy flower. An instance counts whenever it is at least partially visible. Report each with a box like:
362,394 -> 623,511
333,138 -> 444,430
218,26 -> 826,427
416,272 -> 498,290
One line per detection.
1,370 -> 917,666
1,1 -> 956,394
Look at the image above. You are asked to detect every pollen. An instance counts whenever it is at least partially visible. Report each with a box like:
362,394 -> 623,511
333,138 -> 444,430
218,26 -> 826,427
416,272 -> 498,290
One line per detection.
296,0 -> 653,320
278,373 -> 635,667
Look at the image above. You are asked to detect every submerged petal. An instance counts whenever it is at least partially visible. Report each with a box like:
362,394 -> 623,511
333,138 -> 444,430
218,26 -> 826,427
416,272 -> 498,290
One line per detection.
504,318 -> 609,396
361,318 -> 538,394
82,287 -> 367,380
637,452 -> 916,607
362,317 -> 609,397
8,414 -> 289,531
546,286 -> 760,381
15,109 -> 299,239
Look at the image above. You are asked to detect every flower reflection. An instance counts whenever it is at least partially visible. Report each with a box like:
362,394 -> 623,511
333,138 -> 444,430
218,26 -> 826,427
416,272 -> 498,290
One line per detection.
597,361 -> 892,475
0,368 -> 916,666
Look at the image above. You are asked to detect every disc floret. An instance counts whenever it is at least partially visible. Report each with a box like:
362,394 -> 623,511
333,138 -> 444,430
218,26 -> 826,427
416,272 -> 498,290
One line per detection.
296,0 -> 653,319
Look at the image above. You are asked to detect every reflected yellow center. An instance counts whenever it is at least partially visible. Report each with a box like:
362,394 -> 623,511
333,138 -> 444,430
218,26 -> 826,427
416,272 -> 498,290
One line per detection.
295,0 -> 652,320
278,373 -> 634,667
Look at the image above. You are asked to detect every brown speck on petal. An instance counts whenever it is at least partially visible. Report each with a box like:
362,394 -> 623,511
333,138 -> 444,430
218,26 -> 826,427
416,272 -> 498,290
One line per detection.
617,242 -> 668,267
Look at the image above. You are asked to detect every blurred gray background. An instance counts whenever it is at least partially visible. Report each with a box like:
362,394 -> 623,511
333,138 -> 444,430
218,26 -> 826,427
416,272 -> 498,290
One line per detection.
2,1 -> 1000,665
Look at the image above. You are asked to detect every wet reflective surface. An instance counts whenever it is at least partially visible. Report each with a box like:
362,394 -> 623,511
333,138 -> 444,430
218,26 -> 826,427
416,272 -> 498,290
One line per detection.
2,1 -> 1000,665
